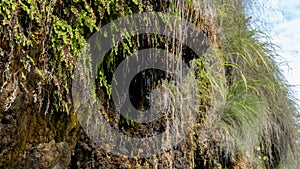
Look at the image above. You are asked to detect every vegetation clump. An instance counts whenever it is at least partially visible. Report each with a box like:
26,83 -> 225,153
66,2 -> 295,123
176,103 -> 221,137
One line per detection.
0,0 -> 299,168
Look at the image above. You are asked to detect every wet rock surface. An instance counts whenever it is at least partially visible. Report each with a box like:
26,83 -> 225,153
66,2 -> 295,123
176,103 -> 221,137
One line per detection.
1,0 -> 299,168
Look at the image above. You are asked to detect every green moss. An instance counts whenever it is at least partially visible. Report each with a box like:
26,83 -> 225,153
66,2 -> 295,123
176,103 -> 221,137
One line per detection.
1,0 -> 299,168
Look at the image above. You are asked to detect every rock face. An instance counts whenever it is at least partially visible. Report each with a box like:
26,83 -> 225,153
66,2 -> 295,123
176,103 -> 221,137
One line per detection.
21,140 -> 70,168
0,0 -> 299,168
0,76 -> 76,168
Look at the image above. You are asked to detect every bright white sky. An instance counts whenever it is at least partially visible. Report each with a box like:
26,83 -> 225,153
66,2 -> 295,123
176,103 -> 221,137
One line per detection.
245,0 -> 300,107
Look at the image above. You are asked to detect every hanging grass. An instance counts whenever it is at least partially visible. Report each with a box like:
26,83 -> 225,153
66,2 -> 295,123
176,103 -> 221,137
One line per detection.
191,1 -> 300,168
0,0 -> 299,168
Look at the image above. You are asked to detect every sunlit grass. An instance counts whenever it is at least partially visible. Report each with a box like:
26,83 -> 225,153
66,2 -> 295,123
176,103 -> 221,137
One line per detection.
188,1 -> 300,168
